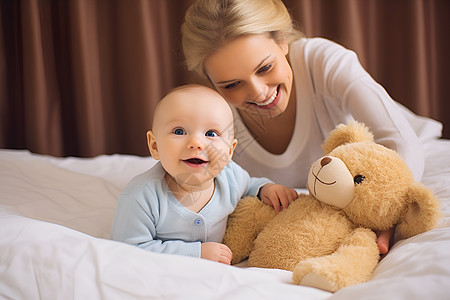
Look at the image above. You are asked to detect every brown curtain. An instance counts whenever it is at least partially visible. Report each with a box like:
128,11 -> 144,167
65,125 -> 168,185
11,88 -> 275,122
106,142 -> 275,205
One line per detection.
1,0 -> 449,157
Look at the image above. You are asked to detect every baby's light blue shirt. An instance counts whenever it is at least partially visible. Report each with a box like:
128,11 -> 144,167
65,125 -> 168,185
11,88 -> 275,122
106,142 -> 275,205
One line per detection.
111,160 -> 272,258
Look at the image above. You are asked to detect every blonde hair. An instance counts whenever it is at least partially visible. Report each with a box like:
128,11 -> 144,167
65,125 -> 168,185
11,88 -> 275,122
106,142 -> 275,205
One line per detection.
181,0 -> 303,77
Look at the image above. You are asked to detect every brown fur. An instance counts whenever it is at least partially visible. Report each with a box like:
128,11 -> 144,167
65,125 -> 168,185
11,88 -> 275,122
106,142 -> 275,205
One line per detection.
223,121 -> 441,292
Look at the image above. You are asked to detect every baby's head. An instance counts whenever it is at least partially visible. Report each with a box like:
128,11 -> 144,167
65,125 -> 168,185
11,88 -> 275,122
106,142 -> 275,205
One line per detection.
148,84 -> 237,187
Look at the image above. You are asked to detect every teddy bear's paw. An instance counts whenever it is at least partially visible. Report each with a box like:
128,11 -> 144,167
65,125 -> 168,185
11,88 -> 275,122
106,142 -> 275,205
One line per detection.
292,259 -> 339,292
299,272 -> 337,293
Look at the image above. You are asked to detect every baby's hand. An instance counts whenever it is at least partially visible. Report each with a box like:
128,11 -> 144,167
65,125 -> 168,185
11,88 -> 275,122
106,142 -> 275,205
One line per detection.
201,242 -> 232,265
259,183 -> 298,213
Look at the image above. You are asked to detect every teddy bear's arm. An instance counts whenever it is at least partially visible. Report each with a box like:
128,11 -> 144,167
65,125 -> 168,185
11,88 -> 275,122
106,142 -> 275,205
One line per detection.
223,196 -> 277,265
397,182 -> 442,239
292,227 -> 379,292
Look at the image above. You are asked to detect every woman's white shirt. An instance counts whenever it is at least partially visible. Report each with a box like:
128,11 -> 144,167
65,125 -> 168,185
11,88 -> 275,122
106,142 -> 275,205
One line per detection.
232,37 -> 425,188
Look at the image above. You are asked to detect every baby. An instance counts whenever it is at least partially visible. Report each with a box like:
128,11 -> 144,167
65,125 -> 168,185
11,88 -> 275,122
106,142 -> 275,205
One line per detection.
111,84 -> 297,264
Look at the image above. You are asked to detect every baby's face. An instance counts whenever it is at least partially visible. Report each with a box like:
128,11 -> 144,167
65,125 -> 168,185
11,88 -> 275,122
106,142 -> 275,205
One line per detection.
149,86 -> 237,188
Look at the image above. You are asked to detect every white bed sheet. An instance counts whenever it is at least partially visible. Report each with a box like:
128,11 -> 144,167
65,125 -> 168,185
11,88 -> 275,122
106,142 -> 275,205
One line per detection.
1,122 -> 450,299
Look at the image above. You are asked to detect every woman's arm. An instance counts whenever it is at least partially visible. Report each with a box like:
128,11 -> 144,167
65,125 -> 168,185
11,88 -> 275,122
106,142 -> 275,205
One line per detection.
306,38 -> 420,252
310,38 -> 424,181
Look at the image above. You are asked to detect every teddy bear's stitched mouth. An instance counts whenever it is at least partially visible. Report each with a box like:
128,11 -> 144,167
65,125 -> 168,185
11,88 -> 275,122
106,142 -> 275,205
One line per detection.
312,170 -> 337,185
310,169 -> 337,197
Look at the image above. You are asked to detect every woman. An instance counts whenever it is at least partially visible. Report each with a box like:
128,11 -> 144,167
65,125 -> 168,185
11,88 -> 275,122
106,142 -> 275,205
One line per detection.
181,0 -> 422,254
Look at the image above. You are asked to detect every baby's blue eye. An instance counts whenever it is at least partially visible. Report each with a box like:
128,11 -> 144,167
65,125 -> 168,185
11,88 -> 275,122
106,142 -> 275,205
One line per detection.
205,130 -> 218,137
173,128 -> 185,135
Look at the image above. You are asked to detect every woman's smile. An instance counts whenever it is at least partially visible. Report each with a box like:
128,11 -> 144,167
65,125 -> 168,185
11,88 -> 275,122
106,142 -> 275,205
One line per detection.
249,85 -> 280,109
205,34 -> 293,119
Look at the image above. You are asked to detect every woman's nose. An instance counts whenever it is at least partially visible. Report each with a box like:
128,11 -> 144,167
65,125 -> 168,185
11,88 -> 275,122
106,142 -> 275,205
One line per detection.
247,79 -> 267,102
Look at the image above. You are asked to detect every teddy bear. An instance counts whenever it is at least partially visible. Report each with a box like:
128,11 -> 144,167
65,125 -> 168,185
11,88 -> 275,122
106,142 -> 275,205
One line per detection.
223,121 -> 441,292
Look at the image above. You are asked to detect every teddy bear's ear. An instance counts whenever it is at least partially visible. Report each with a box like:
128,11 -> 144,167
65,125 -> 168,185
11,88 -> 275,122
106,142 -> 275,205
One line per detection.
396,182 -> 441,239
322,121 -> 374,154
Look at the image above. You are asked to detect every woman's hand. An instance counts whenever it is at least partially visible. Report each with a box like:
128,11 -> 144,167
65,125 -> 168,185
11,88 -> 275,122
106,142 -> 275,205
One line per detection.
376,227 -> 395,256
258,183 -> 298,213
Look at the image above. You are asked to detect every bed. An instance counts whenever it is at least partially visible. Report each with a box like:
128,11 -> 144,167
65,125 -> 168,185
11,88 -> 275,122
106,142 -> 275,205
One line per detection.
1,110 -> 450,299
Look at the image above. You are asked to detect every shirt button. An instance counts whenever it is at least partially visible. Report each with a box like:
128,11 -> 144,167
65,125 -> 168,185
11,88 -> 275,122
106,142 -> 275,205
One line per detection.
194,218 -> 202,225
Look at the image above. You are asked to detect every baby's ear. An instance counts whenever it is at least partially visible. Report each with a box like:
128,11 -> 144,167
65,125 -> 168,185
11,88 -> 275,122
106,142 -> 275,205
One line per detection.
396,182 -> 441,239
229,138 -> 238,159
147,130 -> 160,159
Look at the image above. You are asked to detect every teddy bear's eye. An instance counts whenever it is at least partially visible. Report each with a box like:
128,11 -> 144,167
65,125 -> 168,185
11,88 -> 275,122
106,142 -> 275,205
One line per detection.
354,175 -> 365,184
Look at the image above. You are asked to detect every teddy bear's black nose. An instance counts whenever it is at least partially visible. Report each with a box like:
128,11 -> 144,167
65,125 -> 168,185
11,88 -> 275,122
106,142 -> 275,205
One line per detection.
321,157 -> 332,167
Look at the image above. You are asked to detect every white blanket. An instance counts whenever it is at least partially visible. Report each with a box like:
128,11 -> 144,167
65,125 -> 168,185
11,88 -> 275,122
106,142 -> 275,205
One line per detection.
1,118 -> 450,299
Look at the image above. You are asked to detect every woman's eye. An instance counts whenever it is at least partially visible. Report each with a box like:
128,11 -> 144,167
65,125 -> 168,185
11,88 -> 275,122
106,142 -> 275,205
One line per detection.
205,130 -> 218,137
257,64 -> 272,74
354,175 -> 365,184
173,128 -> 185,135
224,81 -> 239,89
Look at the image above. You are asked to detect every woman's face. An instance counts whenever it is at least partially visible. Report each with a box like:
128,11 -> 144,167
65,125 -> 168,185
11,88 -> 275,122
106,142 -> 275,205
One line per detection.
204,34 -> 293,119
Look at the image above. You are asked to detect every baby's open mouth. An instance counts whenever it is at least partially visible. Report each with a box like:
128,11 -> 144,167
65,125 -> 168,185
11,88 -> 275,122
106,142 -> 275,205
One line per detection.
183,158 -> 208,165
